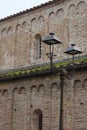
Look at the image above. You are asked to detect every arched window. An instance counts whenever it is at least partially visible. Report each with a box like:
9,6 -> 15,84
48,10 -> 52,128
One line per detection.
35,34 -> 42,59
32,109 -> 42,130
39,112 -> 42,130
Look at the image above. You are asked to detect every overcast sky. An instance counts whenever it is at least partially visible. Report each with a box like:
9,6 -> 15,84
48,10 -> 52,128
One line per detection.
0,0 -> 50,19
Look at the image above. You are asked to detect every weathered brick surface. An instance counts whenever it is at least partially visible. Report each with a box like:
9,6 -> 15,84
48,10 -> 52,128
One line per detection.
0,0 -> 87,130
0,70 -> 87,130
0,0 -> 87,69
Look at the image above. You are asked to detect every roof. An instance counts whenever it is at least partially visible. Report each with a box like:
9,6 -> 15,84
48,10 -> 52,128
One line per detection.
0,0 -> 61,22
0,57 -> 87,81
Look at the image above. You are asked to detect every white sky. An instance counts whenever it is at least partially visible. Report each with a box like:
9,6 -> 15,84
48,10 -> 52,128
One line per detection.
0,0 -> 50,19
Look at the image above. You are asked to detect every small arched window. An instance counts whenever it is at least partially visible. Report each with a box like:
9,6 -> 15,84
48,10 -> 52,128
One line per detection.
39,112 -> 42,130
33,109 -> 42,130
35,34 -> 42,59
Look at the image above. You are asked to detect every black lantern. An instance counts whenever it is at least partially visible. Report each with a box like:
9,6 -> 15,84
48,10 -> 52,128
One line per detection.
65,44 -> 82,74
42,33 -> 62,71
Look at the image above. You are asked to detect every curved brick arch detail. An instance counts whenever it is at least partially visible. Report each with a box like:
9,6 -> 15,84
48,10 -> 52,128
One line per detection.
74,80 -> 82,93
38,15 -> 45,29
74,80 -> 81,89
16,24 -> 21,32
38,15 -> 45,22
56,9 -> 64,22
22,21 -> 28,32
51,82 -> 59,91
1,28 -> 7,36
33,108 -> 42,115
19,87 -> 26,94
22,21 -> 27,28
77,1 -> 87,15
1,28 -> 7,33
31,18 -> 36,23
2,89 -> 8,96
68,4 -> 76,17
35,33 -> 41,38
48,11 -> 55,24
31,18 -> 36,25
7,26 -> 13,34
74,79 -> 81,84
38,84 -> 44,93
13,87 -> 19,94
48,11 -> 56,32
31,85 -> 37,93
48,11 -> 55,18
83,79 -> 87,88
31,18 -> 37,32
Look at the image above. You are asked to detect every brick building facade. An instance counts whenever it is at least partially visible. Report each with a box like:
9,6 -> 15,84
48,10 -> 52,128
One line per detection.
0,0 -> 87,130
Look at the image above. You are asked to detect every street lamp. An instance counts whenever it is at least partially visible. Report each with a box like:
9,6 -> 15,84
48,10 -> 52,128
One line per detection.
42,35 -> 82,130
43,33 -> 65,130
64,44 -> 82,130
42,33 -> 62,71
64,44 -> 82,75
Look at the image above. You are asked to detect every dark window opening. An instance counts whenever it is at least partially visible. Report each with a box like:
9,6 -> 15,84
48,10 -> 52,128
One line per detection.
33,109 -> 42,130
38,113 -> 42,130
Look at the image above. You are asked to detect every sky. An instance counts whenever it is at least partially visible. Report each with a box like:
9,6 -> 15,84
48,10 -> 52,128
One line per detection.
0,0 -> 50,19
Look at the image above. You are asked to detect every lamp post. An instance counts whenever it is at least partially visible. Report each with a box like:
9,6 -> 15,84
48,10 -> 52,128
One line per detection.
43,33 -> 65,130
64,44 -> 82,130
64,44 -> 82,76
42,35 -> 82,130
42,33 -> 62,71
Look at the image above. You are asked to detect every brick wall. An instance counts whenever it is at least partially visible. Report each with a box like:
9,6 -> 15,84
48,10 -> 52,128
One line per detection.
0,69 -> 87,130
0,0 -> 87,69
0,0 -> 87,130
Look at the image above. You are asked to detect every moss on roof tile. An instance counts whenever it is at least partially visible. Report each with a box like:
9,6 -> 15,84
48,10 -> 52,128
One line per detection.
0,57 -> 87,80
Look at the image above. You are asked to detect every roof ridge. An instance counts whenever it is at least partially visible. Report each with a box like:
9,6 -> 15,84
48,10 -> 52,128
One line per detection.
0,0 -> 58,22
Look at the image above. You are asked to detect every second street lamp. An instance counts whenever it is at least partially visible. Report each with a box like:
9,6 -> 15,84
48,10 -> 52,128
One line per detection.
64,44 -> 82,76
